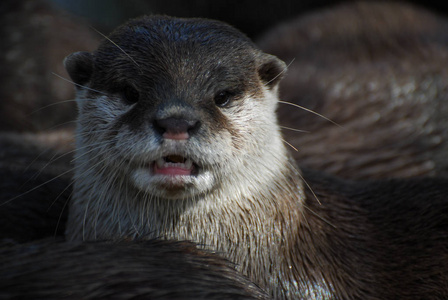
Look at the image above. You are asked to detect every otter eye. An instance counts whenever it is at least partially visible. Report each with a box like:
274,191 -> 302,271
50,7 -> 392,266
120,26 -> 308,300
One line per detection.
122,85 -> 139,105
214,90 -> 234,108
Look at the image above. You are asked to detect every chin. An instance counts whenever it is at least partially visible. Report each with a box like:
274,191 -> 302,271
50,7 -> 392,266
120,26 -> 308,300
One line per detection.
131,168 -> 216,200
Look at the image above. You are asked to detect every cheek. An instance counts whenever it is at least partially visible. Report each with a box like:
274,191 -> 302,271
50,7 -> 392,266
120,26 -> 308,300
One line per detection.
221,99 -> 266,151
77,99 -> 132,149
88,96 -> 129,123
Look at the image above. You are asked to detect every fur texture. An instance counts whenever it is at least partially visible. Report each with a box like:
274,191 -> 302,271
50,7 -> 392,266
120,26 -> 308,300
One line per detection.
259,1 -> 448,179
0,239 -> 269,299
64,13 -> 448,299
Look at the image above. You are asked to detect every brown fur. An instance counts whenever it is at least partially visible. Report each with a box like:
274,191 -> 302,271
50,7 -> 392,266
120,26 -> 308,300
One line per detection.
0,239 -> 269,299
1,2 -> 448,299
60,11 -> 448,299
259,1 -> 448,179
0,168 -> 69,243
0,131 -> 73,243
0,0 -> 99,132
300,168 -> 448,299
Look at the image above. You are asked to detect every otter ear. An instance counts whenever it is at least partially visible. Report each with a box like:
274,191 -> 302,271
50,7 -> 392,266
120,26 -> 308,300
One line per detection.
63,51 -> 94,88
257,54 -> 287,89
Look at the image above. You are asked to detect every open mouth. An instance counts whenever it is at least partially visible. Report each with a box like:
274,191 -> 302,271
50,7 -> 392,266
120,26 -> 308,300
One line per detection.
153,155 -> 198,176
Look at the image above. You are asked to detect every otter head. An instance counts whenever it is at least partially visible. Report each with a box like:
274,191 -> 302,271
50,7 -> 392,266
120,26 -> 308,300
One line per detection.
64,16 -> 291,242
65,16 -> 287,200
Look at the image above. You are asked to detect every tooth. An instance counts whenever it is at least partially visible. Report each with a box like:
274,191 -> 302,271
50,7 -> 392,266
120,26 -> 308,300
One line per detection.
185,158 -> 193,169
156,158 -> 165,168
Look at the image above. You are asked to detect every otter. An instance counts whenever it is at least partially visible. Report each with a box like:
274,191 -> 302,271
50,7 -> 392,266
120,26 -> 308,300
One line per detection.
259,1 -> 448,180
0,0 -> 99,132
0,131 -> 73,243
0,239 -> 269,299
62,14 -> 448,299
0,168 -> 69,243
4,2 -> 448,245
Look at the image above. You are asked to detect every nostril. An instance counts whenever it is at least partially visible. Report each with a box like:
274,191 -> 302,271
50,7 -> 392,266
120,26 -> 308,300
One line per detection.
189,119 -> 201,135
154,117 -> 200,140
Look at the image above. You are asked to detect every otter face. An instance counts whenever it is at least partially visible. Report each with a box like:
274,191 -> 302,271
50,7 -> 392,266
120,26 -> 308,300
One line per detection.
65,16 -> 286,200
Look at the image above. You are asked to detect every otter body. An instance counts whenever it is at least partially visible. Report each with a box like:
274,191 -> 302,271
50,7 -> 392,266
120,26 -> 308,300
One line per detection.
259,2 -> 448,179
64,12 -> 448,300
1,239 -> 268,299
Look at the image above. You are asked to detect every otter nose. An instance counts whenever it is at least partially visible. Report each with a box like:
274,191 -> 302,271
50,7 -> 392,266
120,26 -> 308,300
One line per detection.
154,117 -> 200,140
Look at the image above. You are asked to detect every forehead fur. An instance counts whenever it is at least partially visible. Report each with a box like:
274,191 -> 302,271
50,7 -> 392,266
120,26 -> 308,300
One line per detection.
91,15 -> 262,95
95,16 -> 259,68
117,15 -> 255,48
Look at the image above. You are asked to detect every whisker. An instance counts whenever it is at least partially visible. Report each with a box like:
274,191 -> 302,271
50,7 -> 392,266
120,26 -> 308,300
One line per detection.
0,168 -> 73,207
283,158 -> 338,230
90,26 -> 141,71
21,146 -> 53,175
280,126 -> 309,133
121,139 -> 143,237
283,158 -> 322,207
51,181 -> 74,238
5,140 -> 108,212
278,100 -> 342,128
79,152 -> 111,240
296,170 -> 321,206
73,142 -> 114,169
263,58 -> 296,88
36,140 -> 104,171
282,139 -> 299,152
303,204 -> 337,229
30,98 -> 77,115
92,157 -> 112,239
28,150 -> 64,181
51,72 -> 107,95
45,120 -> 77,130
14,143 -> 108,210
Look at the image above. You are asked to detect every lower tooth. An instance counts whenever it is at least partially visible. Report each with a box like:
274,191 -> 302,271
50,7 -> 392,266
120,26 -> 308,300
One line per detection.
185,159 -> 193,169
156,158 -> 165,168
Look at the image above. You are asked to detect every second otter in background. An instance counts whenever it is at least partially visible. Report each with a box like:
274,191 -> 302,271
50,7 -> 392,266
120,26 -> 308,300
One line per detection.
260,1 -> 448,179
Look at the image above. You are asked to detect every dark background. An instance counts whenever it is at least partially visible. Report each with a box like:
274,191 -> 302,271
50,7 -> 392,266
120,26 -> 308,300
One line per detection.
49,0 -> 448,39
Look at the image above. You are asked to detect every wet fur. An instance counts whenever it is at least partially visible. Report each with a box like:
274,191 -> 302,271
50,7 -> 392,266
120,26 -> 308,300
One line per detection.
1,3 -> 448,299
301,168 -> 448,299
0,239 -> 269,299
259,1 -> 448,179
66,16 -> 303,297
60,13 -> 448,299
0,132 -> 73,243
